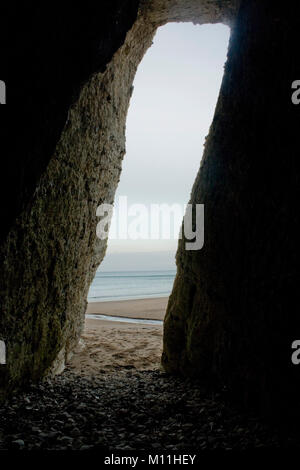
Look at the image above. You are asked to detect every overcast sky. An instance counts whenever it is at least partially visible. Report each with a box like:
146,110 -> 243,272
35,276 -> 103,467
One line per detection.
100,22 -> 230,271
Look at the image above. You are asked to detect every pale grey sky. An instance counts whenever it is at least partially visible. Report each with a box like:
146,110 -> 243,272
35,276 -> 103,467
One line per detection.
100,22 -> 230,271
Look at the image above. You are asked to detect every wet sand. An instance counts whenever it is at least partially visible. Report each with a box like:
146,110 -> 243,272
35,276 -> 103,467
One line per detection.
86,296 -> 168,320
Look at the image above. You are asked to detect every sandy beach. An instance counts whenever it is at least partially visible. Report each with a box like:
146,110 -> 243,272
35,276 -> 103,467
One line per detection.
67,297 -> 168,377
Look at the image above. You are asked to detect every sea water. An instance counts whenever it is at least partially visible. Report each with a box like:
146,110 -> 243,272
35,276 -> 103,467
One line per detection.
87,270 -> 176,303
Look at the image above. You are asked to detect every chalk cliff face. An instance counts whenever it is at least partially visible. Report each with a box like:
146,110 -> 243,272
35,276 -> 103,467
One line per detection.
1,0 -> 299,420
0,0 -> 140,394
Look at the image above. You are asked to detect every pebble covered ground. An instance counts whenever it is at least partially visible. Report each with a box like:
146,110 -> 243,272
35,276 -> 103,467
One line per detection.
0,368 -> 299,451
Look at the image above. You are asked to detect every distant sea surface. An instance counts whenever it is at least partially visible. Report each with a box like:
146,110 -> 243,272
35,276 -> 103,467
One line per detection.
88,270 -> 176,302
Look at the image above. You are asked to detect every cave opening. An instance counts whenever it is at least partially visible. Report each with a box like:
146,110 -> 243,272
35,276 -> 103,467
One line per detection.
74,22 -> 230,376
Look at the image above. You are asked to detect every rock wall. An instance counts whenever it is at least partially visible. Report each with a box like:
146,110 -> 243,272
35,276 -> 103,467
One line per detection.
162,1 -> 300,420
0,0 -> 235,396
0,0 -> 140,395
